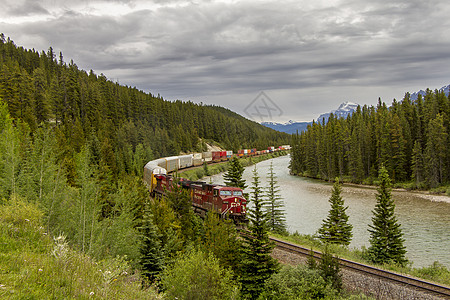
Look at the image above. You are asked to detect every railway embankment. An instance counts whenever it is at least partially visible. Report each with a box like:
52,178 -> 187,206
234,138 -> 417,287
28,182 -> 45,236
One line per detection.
270,238 -> 450,300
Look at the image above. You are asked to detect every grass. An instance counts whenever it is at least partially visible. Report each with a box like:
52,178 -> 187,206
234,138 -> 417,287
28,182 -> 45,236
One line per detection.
179,151 -> 289,181
270,231 -> 450,287
0,196 -> 160,299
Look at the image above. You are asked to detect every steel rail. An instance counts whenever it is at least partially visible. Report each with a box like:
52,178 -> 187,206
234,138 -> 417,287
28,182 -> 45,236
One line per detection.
270,236 -> 450,299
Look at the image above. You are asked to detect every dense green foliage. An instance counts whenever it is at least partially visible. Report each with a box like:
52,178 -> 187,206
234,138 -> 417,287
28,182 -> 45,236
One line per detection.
367,166 -> 407,266
160,250 -> 239,300
290,94 -> 450,189
0,198 -> 159,299
258,264 -> 338,300
264,161 -> 287,234
0,35 -> 288,173
240,167 -> 279,299
0,35 -> 289,298
223,156 -> 247,189
318,178 -> 353,246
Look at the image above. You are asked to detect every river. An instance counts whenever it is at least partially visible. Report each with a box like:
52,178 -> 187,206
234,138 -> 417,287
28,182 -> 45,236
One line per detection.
204,155 -> 450,268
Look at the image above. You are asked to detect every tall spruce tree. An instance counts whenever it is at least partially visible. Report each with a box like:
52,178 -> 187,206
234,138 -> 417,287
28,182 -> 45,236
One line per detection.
265,161 -> 287,234
367,166 -> 407,265
223,156 -> 246,189
139,202 -> 164,284
240,166 -> 279,299
318,178 -> 353,246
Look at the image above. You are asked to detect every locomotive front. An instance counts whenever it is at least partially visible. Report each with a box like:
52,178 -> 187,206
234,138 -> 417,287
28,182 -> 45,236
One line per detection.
215,186 -> 247,222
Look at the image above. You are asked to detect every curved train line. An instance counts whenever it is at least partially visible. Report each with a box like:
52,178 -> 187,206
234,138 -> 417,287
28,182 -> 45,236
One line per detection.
270,236 -> 450,299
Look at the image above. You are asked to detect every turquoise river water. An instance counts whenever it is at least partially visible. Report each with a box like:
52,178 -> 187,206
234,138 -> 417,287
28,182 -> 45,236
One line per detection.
205,155 -> 450,268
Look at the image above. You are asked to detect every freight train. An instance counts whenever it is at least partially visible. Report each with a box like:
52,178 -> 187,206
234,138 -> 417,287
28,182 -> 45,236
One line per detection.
143,146 -> 289,222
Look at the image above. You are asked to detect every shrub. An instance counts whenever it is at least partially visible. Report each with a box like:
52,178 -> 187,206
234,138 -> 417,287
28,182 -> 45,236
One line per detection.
160,249 -> 239,300
258,264 -> 337,300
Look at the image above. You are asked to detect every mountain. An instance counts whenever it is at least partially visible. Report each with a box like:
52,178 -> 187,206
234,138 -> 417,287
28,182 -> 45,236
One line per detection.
260,120 -> 310,134
410,84 -> 450,100
262,101 -> 358,134
316,101 -> 359,123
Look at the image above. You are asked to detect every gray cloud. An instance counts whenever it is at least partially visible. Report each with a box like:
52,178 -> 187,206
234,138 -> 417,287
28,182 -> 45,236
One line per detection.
2,0 -> 450,122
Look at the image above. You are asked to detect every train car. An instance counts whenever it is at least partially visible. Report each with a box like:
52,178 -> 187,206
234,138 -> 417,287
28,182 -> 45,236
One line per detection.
193,153 -> 203,166
220,151 -> 227,161
212,151 -> 221,162
151,173 -> 247,223
164,156 -> 180,172
179,154 -> 193,169
202,151 -> 212,163
143,161 -> 167,191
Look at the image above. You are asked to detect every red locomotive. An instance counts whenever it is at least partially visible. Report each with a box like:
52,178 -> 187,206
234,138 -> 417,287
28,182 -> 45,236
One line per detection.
151,173 -> 247,223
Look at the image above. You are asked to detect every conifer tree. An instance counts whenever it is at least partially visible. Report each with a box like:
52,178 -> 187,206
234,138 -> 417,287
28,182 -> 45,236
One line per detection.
367,166 -> 407,266
139,202 -> 164,284
318,178 -> 353,246
318,246 -> 342,291
265,161 -> 287,234
223,156 -> 246,189
240,166 -> 279,299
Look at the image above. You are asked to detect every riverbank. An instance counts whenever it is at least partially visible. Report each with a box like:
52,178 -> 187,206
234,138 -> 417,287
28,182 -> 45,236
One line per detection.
291,172 -> 450,204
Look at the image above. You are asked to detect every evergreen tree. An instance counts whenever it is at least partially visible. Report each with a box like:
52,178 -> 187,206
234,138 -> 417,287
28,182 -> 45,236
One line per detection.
264,161 -> 287,234
223,156 -> 246,189
202,211 -> 242,273
240,166 -> 279,299
139,202 -> 164,284
367,166 -> 407,266
318,246 -> 342,292
318,178 -> 353,246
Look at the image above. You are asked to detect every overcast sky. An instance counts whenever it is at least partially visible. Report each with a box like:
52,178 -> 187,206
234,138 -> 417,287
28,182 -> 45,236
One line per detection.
2,0 -> 450,122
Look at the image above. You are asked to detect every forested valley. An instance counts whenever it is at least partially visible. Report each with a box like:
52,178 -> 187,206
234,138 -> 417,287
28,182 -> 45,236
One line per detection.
0,35 -> 291,298
290,91 -> 450,192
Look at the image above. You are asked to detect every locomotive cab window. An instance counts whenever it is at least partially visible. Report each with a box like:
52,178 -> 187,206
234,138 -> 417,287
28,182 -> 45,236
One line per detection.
220,190 -> 232,196
233,191 -> 243,196
214,190 -> 218,196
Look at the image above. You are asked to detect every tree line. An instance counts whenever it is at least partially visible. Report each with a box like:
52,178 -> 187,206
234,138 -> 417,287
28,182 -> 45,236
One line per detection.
290,91 -> 450,189
0,34 -> 289,185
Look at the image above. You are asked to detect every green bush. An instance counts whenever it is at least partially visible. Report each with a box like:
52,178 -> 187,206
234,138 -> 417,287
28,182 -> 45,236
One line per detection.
258,264 -> 337,300
160,249 -> 239,300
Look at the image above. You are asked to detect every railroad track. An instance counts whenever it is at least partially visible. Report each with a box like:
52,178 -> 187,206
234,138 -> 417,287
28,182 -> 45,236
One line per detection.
270,236 -> 450,299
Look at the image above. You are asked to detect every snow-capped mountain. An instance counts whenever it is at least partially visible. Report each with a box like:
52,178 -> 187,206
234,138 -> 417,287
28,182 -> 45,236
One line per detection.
410,84 -> 450,100
261,120 -> 310,134
317,101 -> 359,123
261,101 -> 358,134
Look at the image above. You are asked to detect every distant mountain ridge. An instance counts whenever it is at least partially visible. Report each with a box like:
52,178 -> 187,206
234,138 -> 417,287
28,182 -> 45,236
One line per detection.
410,84 -> 450,100
263,84 -> 450,134
261,101 -> 358,134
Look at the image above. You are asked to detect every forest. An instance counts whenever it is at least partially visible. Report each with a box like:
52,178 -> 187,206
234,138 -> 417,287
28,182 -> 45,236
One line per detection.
0,35 -> 294,298
290,90 -> 450,191
0,34 -> 289,183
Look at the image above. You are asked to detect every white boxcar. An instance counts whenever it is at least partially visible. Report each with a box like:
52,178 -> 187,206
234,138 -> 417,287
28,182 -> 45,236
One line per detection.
202,151 -> 212,159
179,154 -> 193,169
165,156 -> 179,172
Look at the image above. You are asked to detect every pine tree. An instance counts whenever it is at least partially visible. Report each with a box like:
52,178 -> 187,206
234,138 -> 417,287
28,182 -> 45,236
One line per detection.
318,245 -> 342,291
318,178 -> 353,246
367,166 -> 407,266
240,166 -> 279,299
139,202 -> 164,284
265,161 -> 287,234
223,156 -> 246,189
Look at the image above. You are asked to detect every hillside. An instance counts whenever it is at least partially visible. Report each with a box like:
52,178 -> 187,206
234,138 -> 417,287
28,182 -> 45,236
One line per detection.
0,35 -> 289,175
0,35 -> 289,298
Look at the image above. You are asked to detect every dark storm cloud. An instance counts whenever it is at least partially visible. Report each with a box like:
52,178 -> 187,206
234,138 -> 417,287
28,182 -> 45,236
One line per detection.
2,0 -> 450,121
